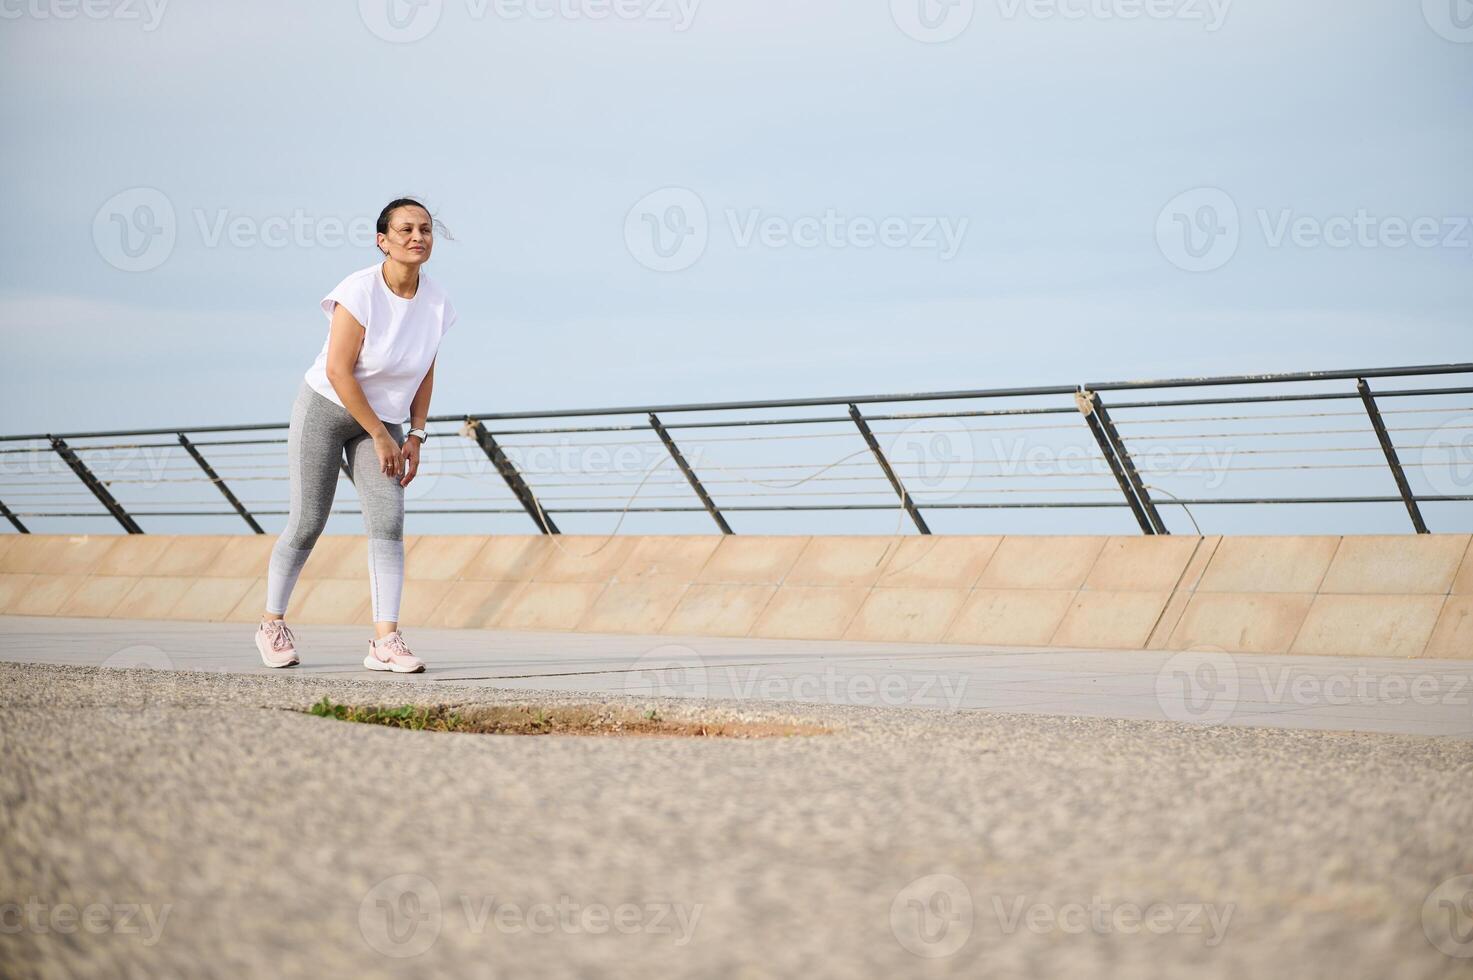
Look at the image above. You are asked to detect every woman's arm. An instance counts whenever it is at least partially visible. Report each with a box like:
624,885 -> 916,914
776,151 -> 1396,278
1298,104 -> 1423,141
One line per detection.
408,357 -> 434,433
399,357 -> 434,487
324,303 -> 403,478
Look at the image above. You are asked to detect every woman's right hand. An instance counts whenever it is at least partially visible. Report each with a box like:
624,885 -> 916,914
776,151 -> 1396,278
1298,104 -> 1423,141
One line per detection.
373,431 -> 403,478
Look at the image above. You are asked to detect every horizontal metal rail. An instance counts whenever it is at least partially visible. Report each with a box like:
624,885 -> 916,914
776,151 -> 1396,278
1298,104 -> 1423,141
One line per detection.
3,363 -> 1470,535
5,384 -> 1471,444
15,493 -> 1473,520
4,362 -> 1469,443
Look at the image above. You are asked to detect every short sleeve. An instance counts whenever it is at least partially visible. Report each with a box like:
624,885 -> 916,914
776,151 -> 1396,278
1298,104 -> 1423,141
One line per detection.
442,295 -> 458,336
320,272 -> 371,328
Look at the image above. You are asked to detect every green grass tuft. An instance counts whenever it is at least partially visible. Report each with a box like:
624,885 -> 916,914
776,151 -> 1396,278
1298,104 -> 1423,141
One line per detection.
308,696 -> 463,732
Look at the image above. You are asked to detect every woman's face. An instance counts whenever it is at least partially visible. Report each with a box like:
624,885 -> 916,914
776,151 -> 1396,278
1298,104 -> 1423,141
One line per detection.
378,206 -> 434,266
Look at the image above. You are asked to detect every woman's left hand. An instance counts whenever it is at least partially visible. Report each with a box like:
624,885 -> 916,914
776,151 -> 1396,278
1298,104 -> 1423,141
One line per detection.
400,434 -> 421,487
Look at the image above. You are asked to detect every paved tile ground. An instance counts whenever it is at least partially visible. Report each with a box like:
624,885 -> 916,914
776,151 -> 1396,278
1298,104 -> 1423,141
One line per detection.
2,616 -> 1471,737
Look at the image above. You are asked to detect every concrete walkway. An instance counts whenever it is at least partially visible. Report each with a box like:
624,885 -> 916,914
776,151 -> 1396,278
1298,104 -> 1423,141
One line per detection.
7,661 -> 1470,978
3,615 -> 1470,737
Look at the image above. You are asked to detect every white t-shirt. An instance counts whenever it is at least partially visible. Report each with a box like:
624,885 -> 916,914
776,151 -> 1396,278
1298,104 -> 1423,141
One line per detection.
304,263 -> 456,424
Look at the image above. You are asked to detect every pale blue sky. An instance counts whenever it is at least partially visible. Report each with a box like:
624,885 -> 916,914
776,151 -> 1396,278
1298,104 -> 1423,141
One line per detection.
1,1 -> 1469,535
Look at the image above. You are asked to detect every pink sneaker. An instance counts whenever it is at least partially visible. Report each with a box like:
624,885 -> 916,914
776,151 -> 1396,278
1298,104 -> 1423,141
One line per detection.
256,619 -> 300,668
364,631 -> 426,674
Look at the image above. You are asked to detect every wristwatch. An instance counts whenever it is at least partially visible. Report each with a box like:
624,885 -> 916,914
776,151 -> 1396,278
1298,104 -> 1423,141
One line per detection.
406,427 -> 429,442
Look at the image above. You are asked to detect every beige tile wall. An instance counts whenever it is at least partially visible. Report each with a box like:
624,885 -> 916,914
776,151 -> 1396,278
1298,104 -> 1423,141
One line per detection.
0,532 -> 1468,658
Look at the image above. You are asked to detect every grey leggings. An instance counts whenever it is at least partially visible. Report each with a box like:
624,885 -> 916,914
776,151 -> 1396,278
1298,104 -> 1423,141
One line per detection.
265,381 -> 406,622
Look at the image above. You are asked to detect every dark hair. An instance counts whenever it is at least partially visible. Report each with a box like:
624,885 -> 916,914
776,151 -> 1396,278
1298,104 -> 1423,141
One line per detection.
376,197 -> 453,255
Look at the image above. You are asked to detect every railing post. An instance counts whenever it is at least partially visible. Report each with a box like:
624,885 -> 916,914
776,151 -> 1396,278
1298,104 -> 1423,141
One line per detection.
1076,391 -> 1155,535
463,419 -> 560,534
1357,378 -> 1428,534
848,404 -> 930,534
0,497 -> 28,533
1090,392 -> 1168,534
649,413 -> 732,534
49,436 -> 143,534
177,433 -> 264,534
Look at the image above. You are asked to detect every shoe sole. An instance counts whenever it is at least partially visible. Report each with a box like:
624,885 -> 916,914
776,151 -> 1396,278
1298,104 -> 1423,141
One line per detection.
363,654 -> 425,674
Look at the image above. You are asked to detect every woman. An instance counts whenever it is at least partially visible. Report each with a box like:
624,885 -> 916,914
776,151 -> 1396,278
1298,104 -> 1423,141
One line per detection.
255,197 -> 457,673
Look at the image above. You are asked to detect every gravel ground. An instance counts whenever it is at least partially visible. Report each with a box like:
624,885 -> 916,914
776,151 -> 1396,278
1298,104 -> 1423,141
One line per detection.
1,661 -> 1470,979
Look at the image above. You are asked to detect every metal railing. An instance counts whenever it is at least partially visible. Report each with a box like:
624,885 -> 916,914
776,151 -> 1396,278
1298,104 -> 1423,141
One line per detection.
2,362 -> 1471,536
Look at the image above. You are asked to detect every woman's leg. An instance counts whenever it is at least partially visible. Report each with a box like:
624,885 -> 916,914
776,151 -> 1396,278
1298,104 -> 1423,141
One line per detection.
345,422 -> 406,635
264,384 -> 349,618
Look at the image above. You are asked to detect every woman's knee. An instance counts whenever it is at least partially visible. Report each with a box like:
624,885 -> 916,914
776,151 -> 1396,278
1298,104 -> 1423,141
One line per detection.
363,508 -> 404,542
359,473 -> 405,540
279,512 -> 330,551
